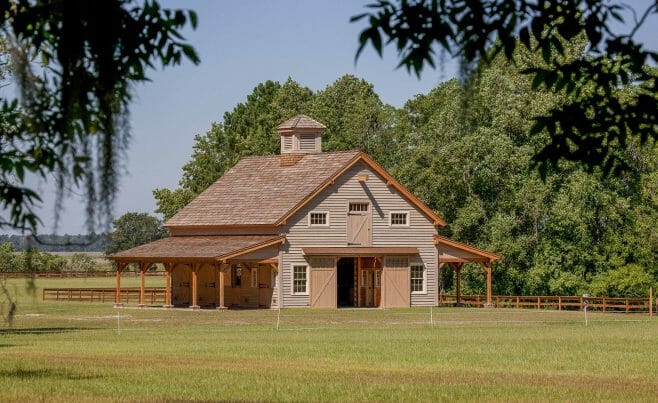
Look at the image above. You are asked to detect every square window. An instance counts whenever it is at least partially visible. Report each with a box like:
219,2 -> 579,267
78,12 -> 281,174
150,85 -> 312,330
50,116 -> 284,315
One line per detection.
293,265 -> 308,294
390,212 -> 409,226
309,211 -> 328,226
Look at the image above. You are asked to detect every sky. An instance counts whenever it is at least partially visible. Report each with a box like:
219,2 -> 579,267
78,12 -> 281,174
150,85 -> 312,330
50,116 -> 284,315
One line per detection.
16,0 -> 658,235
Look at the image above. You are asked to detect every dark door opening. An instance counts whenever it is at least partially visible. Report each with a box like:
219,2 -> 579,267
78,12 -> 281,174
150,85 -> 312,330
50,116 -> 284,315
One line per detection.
337,257 -> 355,307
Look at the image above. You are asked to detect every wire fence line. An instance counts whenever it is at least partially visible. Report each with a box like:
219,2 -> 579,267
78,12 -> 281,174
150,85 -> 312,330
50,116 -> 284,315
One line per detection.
6,305 -> 655,336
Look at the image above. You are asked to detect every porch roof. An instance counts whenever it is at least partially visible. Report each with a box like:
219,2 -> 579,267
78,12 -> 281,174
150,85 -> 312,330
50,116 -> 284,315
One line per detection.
108,235 -> 285,263
302,247 -> 418,256
434,235 -> 500,264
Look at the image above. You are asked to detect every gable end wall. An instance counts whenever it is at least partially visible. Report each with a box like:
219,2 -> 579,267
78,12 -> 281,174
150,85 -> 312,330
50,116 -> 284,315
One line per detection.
281,161 -> 438,307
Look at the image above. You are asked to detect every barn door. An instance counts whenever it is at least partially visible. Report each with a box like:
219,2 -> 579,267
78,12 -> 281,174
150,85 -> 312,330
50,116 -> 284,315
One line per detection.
347,202 -> 371,246
310,268 -> 337,308
382,268 -> 410,308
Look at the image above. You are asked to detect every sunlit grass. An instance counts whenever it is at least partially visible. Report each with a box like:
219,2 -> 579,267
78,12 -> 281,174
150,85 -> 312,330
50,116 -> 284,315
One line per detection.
1,278 -> 657,401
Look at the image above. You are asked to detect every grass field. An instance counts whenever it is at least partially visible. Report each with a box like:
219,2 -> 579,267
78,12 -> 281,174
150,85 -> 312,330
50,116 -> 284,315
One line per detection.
1,277 -> 657,402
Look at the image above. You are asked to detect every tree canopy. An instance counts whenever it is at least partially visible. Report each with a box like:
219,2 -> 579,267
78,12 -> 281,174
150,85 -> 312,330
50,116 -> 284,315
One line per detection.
104,212 -> 168,256
0,0 -> 199,233
352,1 -> 658,177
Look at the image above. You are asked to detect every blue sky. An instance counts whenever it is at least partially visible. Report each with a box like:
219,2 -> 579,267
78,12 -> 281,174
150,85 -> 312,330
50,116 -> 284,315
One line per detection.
23,1 -> 658,234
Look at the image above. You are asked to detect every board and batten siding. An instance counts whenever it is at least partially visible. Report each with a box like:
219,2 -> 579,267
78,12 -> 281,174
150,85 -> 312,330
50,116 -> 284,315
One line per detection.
281,161 -> 438,307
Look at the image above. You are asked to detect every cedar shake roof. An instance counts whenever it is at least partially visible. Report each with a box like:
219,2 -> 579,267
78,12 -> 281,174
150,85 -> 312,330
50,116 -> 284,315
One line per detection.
166,150 -> 361,227
109,235 -> 285,262
276,114 -> 326,130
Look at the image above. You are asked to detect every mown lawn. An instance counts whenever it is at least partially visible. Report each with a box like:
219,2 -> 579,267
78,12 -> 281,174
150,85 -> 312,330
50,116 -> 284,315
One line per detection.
1,277 -> 657,402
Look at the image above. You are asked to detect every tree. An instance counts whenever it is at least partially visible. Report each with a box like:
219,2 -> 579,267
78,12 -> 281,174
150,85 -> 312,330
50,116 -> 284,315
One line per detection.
105,212 -> 168,255
352,1 -> 658,176
154,75 -> 398,220
0,0 -> 199,233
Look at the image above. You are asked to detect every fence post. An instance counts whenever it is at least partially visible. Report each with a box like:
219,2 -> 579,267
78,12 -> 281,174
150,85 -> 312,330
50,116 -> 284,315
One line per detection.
625,298 -> 629,314
602,297 -> 606,313
650,287 -> 653,317
537,296 -> 540,309
558,296 -> 562,311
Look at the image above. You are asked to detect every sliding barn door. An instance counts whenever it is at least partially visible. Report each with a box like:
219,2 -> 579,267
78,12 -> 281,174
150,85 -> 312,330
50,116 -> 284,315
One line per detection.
382,268 -> 410,308
310,268 -> 336,308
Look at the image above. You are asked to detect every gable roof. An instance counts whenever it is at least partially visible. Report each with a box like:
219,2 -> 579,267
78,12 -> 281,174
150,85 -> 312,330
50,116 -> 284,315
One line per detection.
165,150 -> 446,228
277,114 -> 326,130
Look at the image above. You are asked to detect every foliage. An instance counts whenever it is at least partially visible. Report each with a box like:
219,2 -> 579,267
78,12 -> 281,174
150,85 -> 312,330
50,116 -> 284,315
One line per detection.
0,0 -> 199,232
66,253 -> 97,273
352,1 -> 658,176
104,212 -> 168,255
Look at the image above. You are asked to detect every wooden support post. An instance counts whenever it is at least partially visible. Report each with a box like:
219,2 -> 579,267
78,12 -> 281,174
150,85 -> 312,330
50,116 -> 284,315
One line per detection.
454,263 -> 462,307
650,287 -> 653,317
558,296 -> 562,311
114,263 -> 124,308
483,262 -> 493,308
191,264 -> 200,310
138,263 -> 147,308
164,263 -> 173,308
217,264 -> 227,310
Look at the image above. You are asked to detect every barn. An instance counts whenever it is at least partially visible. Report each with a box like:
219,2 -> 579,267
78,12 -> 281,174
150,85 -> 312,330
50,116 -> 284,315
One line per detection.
109,115 -> 499,309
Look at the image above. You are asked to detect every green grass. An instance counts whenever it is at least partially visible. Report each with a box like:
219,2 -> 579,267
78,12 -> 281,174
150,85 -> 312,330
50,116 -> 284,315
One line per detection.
1,277 -> 657,402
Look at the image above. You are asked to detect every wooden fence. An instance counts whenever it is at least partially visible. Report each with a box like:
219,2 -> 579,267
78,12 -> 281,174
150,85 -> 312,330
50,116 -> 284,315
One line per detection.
42,287 -> 166,304
439,294 -> 654,314
2,271 -> 165,279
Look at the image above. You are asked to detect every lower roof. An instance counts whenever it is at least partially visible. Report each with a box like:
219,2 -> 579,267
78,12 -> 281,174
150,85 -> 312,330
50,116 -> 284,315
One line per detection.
108,235 -> 285,263
303,247 -> 418,256
435,235 -> 500,263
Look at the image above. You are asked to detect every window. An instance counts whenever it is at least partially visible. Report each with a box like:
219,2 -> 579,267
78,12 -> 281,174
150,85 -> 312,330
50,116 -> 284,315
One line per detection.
308,211 -> 329,226
389,211 -> 409,226
374,270 -> 381,287
299,134 -> 316,151
251,268 -> 258,288
386,256 -> 408,268
292,265 -> 308,294
282,135 -> 293,152
411,264 -> 425,293
349,202 -> 369,212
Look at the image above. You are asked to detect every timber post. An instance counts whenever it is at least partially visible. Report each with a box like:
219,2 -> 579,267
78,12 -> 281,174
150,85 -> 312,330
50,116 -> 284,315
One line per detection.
483,261 -> 494,308
164,263 -> 174,308
216,264 -> 227,311
113,263 -> 125,308
650,287 -> 653,317
190,263 -> 200,310
138,262 -> 147,308
454,263 -> 462,307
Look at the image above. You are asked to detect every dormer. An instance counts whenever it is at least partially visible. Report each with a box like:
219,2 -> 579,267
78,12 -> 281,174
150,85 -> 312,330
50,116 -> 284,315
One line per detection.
277,115 -> 325,165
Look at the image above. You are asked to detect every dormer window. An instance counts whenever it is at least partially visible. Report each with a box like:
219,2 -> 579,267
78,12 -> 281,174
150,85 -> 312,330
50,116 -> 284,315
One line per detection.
299,134 -> 316,151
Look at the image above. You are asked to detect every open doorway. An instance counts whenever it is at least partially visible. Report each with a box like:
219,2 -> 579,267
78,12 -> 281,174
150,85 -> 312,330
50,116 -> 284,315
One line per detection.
337,257 -> 355,307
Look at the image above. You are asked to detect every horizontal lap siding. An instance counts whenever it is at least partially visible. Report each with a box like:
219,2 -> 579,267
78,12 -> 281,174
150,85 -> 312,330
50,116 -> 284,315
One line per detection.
282,161 -> 437,307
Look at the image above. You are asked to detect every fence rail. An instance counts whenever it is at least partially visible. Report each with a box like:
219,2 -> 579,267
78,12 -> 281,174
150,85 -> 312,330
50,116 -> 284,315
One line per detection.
439,294 -> 653,313
43,287 -> 166,304
2,271 -> 164,279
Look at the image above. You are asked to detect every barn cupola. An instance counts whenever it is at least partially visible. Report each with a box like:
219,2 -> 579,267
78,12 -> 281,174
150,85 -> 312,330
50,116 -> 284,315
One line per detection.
277,114 -> 325,166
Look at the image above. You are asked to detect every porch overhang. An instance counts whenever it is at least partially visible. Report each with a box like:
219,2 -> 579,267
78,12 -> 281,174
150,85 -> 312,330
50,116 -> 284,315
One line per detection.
302,247 -> 418,257
108,235 -> 286,264
434,235 -> 500,264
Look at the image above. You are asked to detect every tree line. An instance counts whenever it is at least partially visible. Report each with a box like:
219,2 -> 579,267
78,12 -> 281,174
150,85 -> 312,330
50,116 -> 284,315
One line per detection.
154,46 -> 658,298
